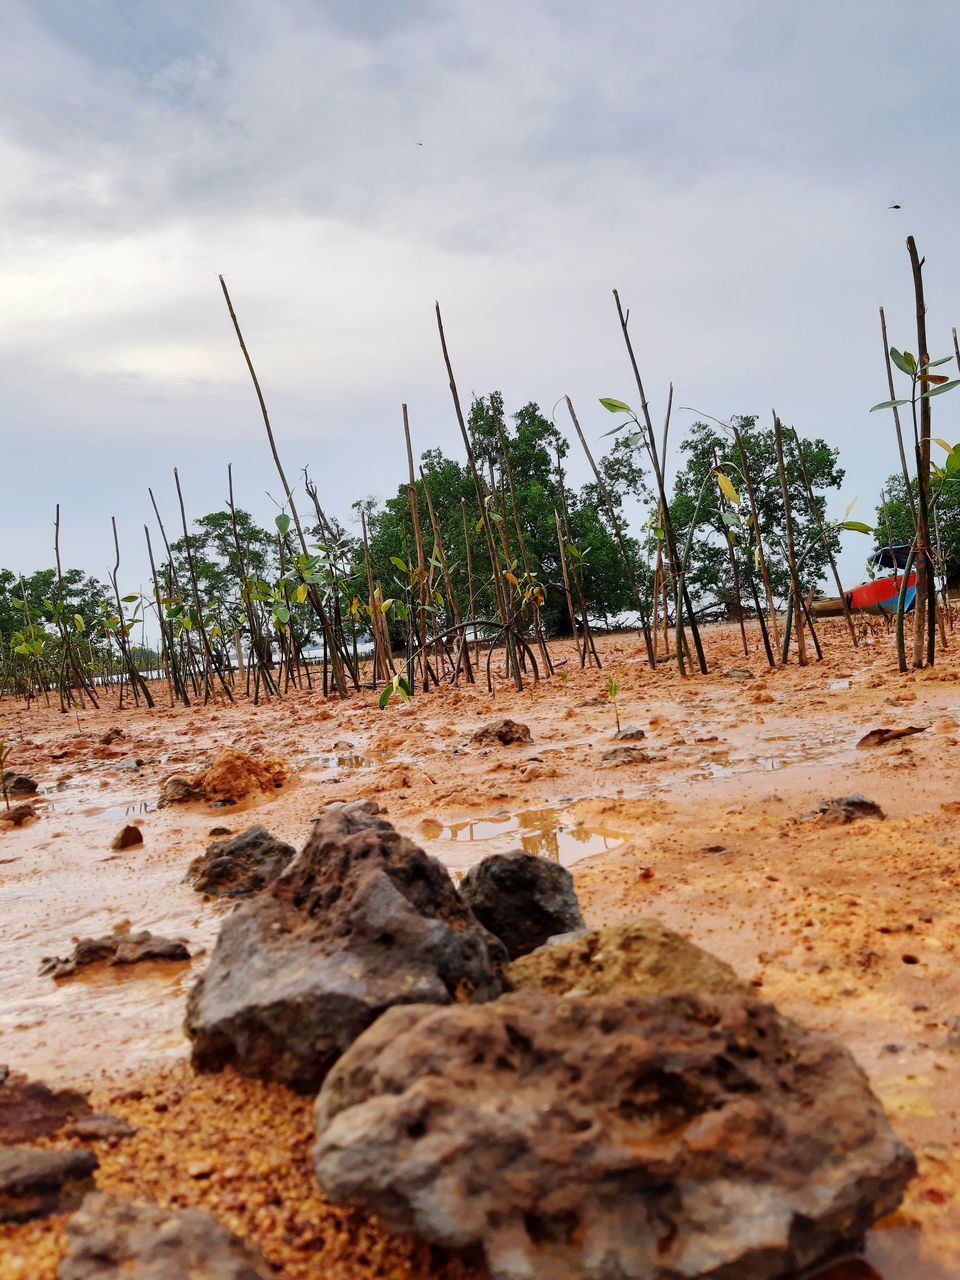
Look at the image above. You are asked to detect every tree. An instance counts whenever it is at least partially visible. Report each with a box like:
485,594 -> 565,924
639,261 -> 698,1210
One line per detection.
876,472 -> 960,586
667,416 -> 846,616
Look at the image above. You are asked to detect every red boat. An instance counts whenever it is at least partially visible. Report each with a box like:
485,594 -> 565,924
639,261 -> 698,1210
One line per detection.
846,546 -> 916,613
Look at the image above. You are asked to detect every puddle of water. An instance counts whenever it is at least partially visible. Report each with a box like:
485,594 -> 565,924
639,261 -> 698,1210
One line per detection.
35,797 -> 156,821
423,806 -> 627,872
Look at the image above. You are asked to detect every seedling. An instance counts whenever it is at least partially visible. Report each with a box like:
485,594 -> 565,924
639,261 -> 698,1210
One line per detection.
606,676 -> 621,734
378,672 -> 412,710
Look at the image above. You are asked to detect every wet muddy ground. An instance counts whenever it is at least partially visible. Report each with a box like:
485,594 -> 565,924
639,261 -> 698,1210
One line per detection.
1,620 -> 959,1277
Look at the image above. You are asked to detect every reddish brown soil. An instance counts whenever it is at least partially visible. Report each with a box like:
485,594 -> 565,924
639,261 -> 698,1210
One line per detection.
1,621 -> 958,1278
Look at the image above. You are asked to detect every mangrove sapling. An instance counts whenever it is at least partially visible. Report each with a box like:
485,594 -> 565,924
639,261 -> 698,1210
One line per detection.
563,395 -> 655,668
420,465 -> 474,684
709,449 -> 749,657
555,446 -> 601,669
609,290 -> 706,675
402,405 -> 433,693
772,414 -> 810,666
435,302 -> 522,691
870,322 -> 960,669
606,675 -> 621,735
378,671 -> 412,710
219,275 -> 350,697
172,472 -> 232,704
0,739 -> 9,810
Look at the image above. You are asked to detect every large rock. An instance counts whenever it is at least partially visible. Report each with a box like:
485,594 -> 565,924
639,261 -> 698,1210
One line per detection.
0,1147 -> 98,1223
185,808 -> 507,1093
58,1192 -> 272,1279
187,825 -> 296,898
471,719 -> 532,746
507,919 -> 749,998
460,852 -> 584,960
313,992 -> 915,1280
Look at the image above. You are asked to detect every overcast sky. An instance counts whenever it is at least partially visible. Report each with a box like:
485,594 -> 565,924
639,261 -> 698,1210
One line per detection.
2,0 -> 959,594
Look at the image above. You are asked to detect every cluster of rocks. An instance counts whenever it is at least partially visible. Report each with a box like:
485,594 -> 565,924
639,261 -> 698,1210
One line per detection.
159,746 -> 288,809
180,807 -> 915,1280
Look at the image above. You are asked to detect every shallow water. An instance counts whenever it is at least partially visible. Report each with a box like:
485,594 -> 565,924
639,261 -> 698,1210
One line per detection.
421,804 -> 627,872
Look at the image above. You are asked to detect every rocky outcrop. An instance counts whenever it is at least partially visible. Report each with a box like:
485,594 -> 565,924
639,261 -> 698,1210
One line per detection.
471,719 -> 532,746
460,852 -> 584,959
0,1147 -> 98,1223
313,991 -> 916,1280
507,919 -> 749,998
57,1192 -> 272,1279
187,825 -> 296,898
0,1072 -> 91,1142
39,930 -> 190,980
185,808 -> 507,1093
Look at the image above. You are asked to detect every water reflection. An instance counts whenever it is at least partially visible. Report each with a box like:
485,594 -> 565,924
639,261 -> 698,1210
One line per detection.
426,806 -> 626,868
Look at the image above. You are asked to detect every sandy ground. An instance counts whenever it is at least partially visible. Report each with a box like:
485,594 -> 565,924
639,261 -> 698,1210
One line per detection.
1,620 -> 959,1279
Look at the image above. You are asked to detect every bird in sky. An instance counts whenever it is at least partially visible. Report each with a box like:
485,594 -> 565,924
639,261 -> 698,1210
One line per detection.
888,202 -> 901,209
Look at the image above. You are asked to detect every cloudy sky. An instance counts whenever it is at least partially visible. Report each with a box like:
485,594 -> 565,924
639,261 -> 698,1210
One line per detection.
2,0 -> 958,593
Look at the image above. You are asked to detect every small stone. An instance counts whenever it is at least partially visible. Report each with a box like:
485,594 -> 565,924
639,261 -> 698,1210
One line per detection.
158,775 -> 206,807
0,802 -> 36,826
0,1073 -> 92,1142
2,772 -> 39,796
804,796 -> 885,825
110,825 -> 143,851
725,668 -> 755,679
471,719 -> 532,746
614,725 -> 646,741
99,728 -> 125,745
40,930 -> 190,980
68,1112 -> 136,1141
114,758 -> 140,773
0,1146 -> 98,1223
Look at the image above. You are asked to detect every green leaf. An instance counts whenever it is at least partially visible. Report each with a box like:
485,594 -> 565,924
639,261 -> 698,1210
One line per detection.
840,520 -> 872,534
870,398 -> 910,412
275,513 -> 291,536
946,448 -> 960,477
121,594 -> 139,603
920,379 -> 960,399
274,606 -> 290,625
925,355 -> 955,368
378,687 -> 391,710
890,348 -> 916,375
73,614 -> 85,632
720,510 -> 739,529
389,556 -> 408,572
599,397 -> 632,413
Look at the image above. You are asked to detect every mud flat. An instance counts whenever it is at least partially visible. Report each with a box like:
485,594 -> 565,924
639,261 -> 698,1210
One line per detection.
1,622 -> 958,1278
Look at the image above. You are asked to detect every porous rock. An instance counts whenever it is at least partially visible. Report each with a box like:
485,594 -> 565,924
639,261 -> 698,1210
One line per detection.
40,930 -> 190,980
313,992 -> 916,1280
471,719 -> 532,746
460,852 -> 584,959
57,1191 -> 272,1279
600,745 -> 652,767
187,825 -> 296,898
0,1146 -> 98,1223
507,918 -> 750,998
2,772 -> 38,795
613,725 -> 646,741
159,748 -> 288,808
0,801 -> 36,826
158,774 -> 206,807
185,807 -> 507,1093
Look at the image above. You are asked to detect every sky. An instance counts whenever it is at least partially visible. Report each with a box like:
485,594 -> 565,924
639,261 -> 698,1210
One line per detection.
2,0 -> 959,596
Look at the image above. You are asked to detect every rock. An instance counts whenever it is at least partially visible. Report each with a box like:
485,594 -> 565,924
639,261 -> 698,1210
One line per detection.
600,745 -> 652,767
187,825 -> 296,898
99,728 -> 125,745
159,749 -> 288,808
857,725 -> 928,749
185,808 -> 507,1093
0,1147 -> 98,1223
115,757 -> 141,773
110,824 -> 143,851
725,667 -> 756,679
58,1191 -> 273,1279
2,772 -> 38,795
158,774 -> 206,807
471,719 -> 532,746
68,1112 -> 137,1141
0,1072 -> 91,1142
614,725 -> 646,741
40,930 -> 190,980
804,795 -> 885,825
313,992 -> 915,1280
0,801 -> 36,826
507,920 -> 750,998
460,852 -> 584,960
